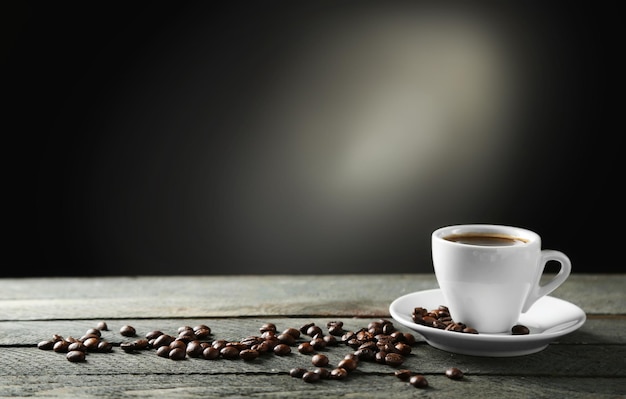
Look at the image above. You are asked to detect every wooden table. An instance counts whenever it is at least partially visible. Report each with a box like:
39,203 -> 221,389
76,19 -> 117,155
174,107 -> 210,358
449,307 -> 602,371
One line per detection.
1,274 -> 624,398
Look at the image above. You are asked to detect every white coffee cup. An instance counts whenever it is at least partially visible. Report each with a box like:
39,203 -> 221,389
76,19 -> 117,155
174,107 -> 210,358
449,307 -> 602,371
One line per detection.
431,224 -> 571,334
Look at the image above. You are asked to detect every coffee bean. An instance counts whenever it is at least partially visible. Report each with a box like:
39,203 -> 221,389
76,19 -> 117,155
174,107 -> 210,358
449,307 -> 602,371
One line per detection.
220,346 -> 240,359
156,346 -> 171,358
193,324 -> 211,333
314,367 -> 330,379
97,341 -> 113,352
68,342 -> 87,352
66,350 -> 86,362
298,342 -> 314,354
394,369 -> 412,381
306,325 -> 323,337
38,340 -> 55,350
53,340 -> 70,353
354,348 -> 375,361
302,371 -> 320,383
403,333 -> 416,345
282,327 -> 300,339
239,349 -> 260,361
384,353 -> 405,367
395,343 -> 412,356
194,327 -> 212,340
409,374 -> 429,388
445,367 -> 464,380
85,328 -> 101,338
260,323 -> 277,333
337,357 -> 358,372
146,330 -> 163,340
329,367 -> 348,380
202,347 -> 220,360
186,341 -> 204,357
311,354 -> 329,367
152,334 -> 174,348
120,342 -> 136,353
169,340 -> 187,351
289,367 -> 307,378
512,325 -> 530,335
277,333 -> 296,346
299,323 -> 315,335
273,343 -> 291,356
169,347 -> 186,360
96,321 -> 108,331
310,337 -> 326,350
120,325 -> 136,337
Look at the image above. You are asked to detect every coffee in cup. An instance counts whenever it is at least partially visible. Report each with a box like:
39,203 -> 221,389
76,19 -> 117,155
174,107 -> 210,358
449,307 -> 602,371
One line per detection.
431,224 -> 571,334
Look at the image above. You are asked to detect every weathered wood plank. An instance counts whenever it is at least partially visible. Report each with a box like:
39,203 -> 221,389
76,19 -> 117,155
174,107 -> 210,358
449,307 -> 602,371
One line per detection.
0,274 -> 623,321
4,344 -> 624,378
3,333 -> 624,378
0,371 -> 624,398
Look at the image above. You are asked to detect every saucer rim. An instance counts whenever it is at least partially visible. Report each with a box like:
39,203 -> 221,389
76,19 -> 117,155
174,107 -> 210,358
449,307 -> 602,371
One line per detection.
388,288 -> 586,342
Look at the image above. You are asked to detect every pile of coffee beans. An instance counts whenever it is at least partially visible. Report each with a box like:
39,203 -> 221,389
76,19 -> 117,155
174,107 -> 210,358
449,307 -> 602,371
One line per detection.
411,305 -> 530,335
37,324 -> 113,362
37,318 -> 465,390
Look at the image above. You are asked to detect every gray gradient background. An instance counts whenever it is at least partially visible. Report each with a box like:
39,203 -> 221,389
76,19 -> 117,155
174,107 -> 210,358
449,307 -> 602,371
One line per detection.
3,2 -> 619,276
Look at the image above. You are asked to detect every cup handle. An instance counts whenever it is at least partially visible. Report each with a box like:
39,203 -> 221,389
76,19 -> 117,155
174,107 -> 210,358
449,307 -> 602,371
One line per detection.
521,250 -> 572,313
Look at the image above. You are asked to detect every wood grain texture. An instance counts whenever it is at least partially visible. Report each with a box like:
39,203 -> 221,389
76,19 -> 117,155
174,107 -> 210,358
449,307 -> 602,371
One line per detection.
0,274 -> 624,398
0,274 -> 623,320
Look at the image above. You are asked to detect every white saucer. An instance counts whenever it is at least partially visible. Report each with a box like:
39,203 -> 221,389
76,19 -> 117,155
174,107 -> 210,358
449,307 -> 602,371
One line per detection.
389,289 -> 586,357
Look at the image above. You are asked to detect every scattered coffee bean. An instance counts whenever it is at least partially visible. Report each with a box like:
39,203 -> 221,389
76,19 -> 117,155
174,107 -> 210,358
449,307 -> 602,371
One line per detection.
445,367 -> 464,380
329,367 -> 348,380
38,340 -> 55,350
66,350 -> 86,362
85,328 -> 101,338
311,354 -> 329,367
273,343 -> 291,356
289,367 -> 307,378
337,357 -> 358,372
220,346 -> 240,360
156,346 -> 171,358
314,367 -> 330,379
146,330 -> 164,340
36,318 -> 477,393
186,341 -> 204,357
394,369 -> 412,381
120,342 -> 136,353
96,321 -> 108,331
168,347 -> 186,360
239,349 -> 260,361
53,340 -> 69,353
98,341 -> 113,352
298,342 -> 314,354
384,352 -> 405,367
68,342 -> 87,352
260,323 -> 277,333
282,327 -> 300,339
83,337 -> 100,351
302,371 -> 320,383
152,334 -> 174,348
409,374 -> 429,388
120,325 -> 136,337
202,347 -> 220,360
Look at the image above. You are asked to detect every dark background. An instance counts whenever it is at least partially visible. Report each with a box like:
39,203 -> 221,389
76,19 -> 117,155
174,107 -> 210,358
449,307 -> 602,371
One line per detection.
3,1 -> 620,277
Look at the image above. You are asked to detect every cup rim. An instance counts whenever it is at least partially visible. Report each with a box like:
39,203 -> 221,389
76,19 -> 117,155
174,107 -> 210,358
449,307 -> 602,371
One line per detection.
432,224 -> 540,246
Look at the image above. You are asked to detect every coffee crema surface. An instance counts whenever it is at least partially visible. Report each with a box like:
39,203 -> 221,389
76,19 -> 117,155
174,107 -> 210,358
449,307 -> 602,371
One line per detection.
443,233 -> 528,247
